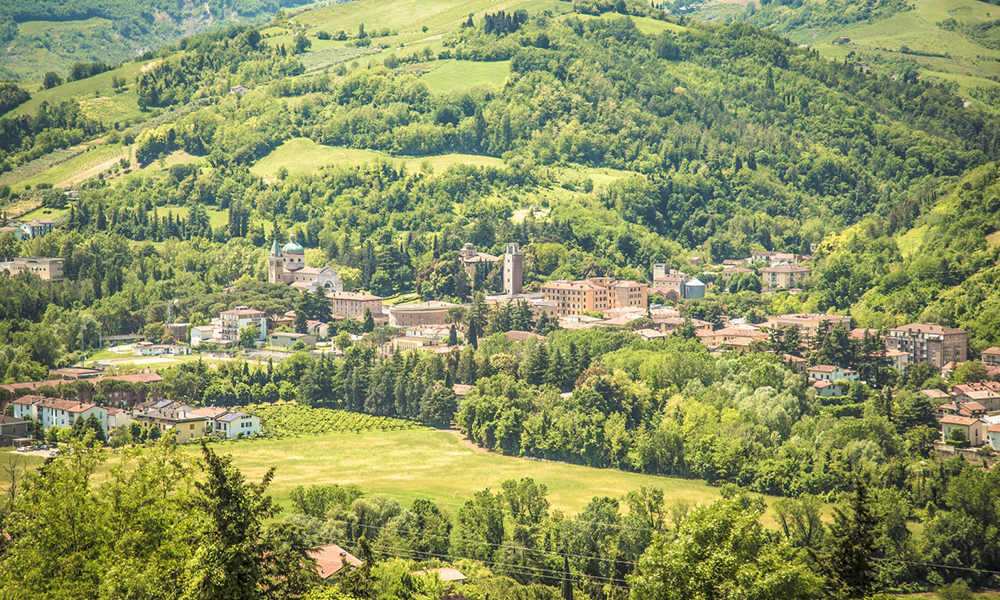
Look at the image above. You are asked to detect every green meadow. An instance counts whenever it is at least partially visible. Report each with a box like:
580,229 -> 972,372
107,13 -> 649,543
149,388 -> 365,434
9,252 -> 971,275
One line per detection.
187,428 -> 724,515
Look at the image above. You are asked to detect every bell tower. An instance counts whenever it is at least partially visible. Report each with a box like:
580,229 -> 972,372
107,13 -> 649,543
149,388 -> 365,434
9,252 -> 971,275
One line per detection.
268,237 -> 284,284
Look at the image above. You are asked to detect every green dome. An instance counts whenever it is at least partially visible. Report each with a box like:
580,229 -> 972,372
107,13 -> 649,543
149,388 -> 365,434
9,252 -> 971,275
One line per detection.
281,236 -> 304,254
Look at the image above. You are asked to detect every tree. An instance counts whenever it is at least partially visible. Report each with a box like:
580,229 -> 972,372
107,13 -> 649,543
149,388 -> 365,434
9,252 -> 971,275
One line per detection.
362,307 -> 375,333
826,481 -> 879,598
448,325 -> 458,347
419,385 -> 457,427
182,443 -> 302,600
292,34 -> 312,54
241,323 -> 261,347
631,494 -> 823,600
42,71 -> 63,89
951,360 -> 989,385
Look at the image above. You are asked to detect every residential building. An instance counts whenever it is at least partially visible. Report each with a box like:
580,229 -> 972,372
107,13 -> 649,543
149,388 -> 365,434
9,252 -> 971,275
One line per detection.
230,84 -> 250,96
19,218 -> 53,239
132,342 -> 191,356
983,347 -> 1000,368
781,354 -> 809,374
388,301 -> 459,328
988,423 -> 1000,451
884,348 -> 911,372
306,320 -> 330,339
13,396 -> 108,431
133,401 -> 210,443
918,388 -> 952,402
0,225 -> 25,240
636,328 -> 667,341
696,326 -> 767,350
541,278 -> 648,316
0,257 -> 65,280
268,235 -> 344,292
654,316 -> 714,334
106,407 -> 132,430
328,291 -> 384,319
939,415 -> 986,446
191,407 -> 261,438
190,325 -> 216,347
886,323 -> 968,369
219,307 -> 267,343
762,265 -> 810,289
0,416 -> 30,447
310,544 -> 362,580
269,331 -> 317,349
764,313 -> 853,338
806,365 -> 860,383
812,380 -> 841,398
392,336 -> 442,352
1,372 -> 164,409
503,243 -> 523,295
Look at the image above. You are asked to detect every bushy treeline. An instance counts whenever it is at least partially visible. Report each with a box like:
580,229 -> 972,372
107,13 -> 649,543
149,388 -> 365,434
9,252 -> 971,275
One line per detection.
0,100 -> 100,173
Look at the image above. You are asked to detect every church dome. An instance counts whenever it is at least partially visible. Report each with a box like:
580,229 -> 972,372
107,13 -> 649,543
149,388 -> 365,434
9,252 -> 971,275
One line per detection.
281,235 -> 304,254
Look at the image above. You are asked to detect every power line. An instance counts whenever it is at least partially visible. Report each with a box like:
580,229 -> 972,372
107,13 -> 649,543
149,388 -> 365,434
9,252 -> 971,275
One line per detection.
317,534 -> 631,587
873,557 -> 1000,577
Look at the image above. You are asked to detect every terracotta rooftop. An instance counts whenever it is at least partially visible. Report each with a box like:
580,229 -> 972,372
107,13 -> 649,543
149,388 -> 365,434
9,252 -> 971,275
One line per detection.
940,415 -> 980,426
310,544 -> 362,579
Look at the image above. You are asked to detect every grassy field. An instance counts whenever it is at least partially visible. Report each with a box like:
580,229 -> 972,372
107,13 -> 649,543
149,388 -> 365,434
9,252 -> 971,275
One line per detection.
12,59 -> 152,123
187,428 -> 724,515
419,60 -> 512,94
252,137 -> 506,177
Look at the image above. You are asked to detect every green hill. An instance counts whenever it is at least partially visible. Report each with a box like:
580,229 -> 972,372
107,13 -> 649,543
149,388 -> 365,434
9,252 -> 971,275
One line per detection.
690,0 -> 1000,110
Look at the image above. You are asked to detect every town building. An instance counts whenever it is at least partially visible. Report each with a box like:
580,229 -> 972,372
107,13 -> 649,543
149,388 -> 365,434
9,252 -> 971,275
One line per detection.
306,320 -> 330,339
696,326 -> 767,351
503,243 -> 523,295
13,396 -> 108,431
328,291 -> 384,319
886,323 -> 968,369
940,415 -> 986,446
0,257 -> 65,280
392,336 -> 443,352
132,342 -> 191,356
49,367 -> 103,380
387,301 -> 459,328
0,416 -> 30,447
650,264 -> 704,300
983,347 -> 1000,368
484,293 -> 559,320
762,265 -> 810,289
191,407 -> 261,438
541,278 -> 647,316
0,225 -> 25,240
1,372 -> 164,409
230,84 -> 250,96
268,235 -> 345,292
190,325 -> 216,347
269,331 -> 317,349
133,401 -> 210,443
807,365 -> 860,383
654,316 -> 714,334
19,218 -> 54,239
219,307 -> 267,343
764,313 -> 852,338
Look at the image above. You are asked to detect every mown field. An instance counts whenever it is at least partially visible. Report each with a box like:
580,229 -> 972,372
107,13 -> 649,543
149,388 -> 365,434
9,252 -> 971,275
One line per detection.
189,427 -> 725,515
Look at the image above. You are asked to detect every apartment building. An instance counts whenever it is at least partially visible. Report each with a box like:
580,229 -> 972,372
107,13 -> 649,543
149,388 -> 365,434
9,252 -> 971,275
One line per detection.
764,313 -> 853,337
219,307 -> 267,343
886,323 -> 967,369
762,265 -> 811,289
541,278 -> 648,316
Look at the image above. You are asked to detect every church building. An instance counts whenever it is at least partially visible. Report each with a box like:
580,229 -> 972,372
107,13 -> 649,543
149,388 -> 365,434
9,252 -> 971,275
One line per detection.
268,235 -> 344,292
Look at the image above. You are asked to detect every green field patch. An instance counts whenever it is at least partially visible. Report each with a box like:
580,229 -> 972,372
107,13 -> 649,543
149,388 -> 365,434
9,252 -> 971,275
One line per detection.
190,427 -> 724,515
382,292 -> 422,305
13,59 -> 151,123
896,224 -> 929,259
14,143 -> 128,191
132,150 -> 204,179
630,15 -> 688,35
251,138 -> 388,178
249,403 -> 417,437
419,59 -> 511,94
252,138 -> 506,178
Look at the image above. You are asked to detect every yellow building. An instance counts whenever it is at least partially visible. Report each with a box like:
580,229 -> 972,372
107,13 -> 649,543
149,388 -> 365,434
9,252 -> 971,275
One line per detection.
541,278 -> 648,316
134,402 -> 210,443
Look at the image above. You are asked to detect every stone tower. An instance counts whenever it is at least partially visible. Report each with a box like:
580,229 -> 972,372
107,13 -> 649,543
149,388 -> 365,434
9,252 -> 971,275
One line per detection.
503,243 -> 523,295
268,237 -> 283,284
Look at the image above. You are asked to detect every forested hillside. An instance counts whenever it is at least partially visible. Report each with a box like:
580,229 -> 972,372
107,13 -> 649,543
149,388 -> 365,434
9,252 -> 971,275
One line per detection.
0,0 -> 317,81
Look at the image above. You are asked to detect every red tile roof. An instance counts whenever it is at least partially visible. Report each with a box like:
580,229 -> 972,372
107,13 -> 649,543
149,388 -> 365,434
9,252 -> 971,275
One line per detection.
940,415 -> 980,426
309,544 -> 361,579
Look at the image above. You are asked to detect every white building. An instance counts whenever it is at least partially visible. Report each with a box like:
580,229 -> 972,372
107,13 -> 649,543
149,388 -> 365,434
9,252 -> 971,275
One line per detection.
13,396 -> 108,431
190,325 -> 216,347
191,406 -> 261,438
219,307 -> 267,343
